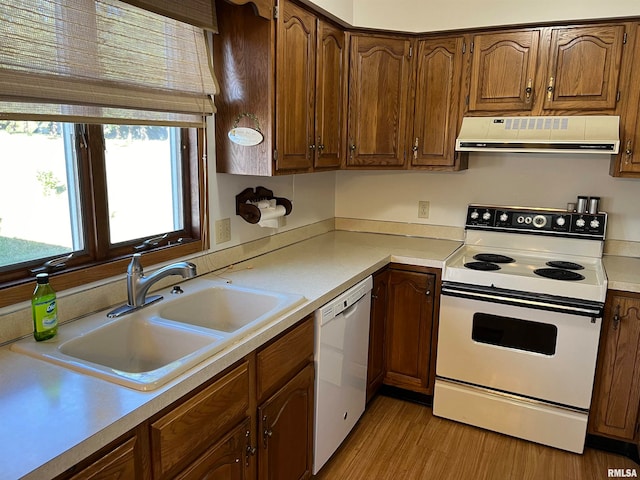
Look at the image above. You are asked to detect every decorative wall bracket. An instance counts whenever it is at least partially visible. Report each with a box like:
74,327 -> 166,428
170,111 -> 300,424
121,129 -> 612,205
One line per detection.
236,187 -> 293,224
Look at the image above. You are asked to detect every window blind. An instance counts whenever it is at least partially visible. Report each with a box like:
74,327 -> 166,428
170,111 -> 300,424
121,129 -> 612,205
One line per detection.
0,0 -> 217,126
118,0 -> 218,32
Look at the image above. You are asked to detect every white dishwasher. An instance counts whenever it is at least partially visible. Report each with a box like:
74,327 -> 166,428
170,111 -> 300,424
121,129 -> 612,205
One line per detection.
313,275 -> 373,475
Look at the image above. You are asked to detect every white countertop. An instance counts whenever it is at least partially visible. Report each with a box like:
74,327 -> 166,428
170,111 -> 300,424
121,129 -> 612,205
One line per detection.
0,231 -> 460,480
604,255 -> 640,293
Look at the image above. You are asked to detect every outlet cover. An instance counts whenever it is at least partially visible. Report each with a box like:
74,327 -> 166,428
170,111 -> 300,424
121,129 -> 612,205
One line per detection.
418,201 -> 430,219
215,218 -> 231,244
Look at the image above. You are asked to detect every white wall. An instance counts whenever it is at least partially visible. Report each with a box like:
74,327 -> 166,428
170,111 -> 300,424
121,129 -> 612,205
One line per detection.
335,154 -> 640,242
306,0 -> 640,32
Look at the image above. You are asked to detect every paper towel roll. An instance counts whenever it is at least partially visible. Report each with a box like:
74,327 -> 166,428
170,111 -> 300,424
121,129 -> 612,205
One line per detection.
258,205 -> 287,228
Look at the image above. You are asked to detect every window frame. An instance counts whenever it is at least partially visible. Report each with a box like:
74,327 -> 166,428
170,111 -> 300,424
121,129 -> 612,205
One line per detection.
0,125 -> 207,309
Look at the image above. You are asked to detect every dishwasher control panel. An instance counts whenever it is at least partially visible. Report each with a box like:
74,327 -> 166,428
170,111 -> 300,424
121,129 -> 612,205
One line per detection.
318,276 -> 373,324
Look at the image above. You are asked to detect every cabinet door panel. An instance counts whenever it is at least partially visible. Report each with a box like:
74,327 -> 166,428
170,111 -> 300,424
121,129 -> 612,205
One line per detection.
258,363 -> 314,480
544,25 -> 625,111
590,292 -> 640,441
315,20 -> 346,169
175,419 -> 252,480
367,269 -> 389,402
412,36 -> 464,167
384,270 -> 436,394
68,437 -> 138,480
276,1 -> 316,172
347,35 -> 411,167
468,30 -> 539,112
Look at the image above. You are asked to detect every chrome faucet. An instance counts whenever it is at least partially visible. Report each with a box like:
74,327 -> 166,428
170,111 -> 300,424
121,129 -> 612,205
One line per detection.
107,253 -> 197,318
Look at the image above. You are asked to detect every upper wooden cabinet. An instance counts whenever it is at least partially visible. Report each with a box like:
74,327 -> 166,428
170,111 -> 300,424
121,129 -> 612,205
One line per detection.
214,0 -> 345,175
467,30 -> 540,112
466,23 -> 629,115
411,36 -> 467,170
611,23 -> 640,178
346,34 -> 412,168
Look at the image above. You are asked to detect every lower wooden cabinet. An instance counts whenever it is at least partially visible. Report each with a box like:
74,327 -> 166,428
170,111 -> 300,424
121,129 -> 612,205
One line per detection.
257,364 -> 314,480
589,290 -> 640,441
65,434 -> 146,480
366,265 -> 441,398
175,418 -> 253,480
367,268 -> 389,402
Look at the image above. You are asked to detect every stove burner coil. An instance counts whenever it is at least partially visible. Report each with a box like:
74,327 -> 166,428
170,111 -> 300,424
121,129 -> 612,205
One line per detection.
545,261 -> 584,270
534,268 -> 585,281
473,254 -> 515,264
464,261 -> 501,271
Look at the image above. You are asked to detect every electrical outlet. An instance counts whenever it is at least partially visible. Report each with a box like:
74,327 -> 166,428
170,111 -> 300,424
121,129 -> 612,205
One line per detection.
418,201 -> 430,219
215,218 -> 231,244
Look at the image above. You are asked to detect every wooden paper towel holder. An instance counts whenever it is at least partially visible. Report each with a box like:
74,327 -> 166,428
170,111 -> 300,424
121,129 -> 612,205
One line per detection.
236,186 -> 293,224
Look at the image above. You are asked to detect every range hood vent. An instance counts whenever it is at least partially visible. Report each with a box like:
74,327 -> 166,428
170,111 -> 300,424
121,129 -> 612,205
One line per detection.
455,116 -> 620,154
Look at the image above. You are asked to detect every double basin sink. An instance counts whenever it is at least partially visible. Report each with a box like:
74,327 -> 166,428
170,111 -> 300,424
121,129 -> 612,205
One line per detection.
12,277 -> 305,390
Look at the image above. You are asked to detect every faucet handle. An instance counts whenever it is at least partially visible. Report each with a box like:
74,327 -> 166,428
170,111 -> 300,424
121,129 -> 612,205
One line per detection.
128,253 -> 144,276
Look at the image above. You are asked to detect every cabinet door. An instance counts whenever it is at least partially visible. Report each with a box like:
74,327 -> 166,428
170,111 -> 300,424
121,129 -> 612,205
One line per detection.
314,20 -> 347,169
612,24 -> 640,177
412,36 -> 464,168
346,35 -> 412,167
175,419 -> 253,480
384,270 -> 436,394
258,363 -> 314,480
276,0 -> 316,172
367,269 -> 389,403
590,291 -> 640,441
468,30 -> 540,112
543,24 -> 625,111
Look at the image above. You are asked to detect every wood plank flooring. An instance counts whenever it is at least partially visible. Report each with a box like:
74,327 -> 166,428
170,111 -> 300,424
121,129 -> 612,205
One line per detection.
315,395 -> 639,480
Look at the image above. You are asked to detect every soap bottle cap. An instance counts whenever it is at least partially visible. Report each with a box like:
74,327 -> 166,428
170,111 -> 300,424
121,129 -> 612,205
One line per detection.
36,273 -> 50,285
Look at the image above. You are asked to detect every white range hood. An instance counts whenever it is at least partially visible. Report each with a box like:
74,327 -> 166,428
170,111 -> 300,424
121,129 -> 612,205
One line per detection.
455,115 -> 620,154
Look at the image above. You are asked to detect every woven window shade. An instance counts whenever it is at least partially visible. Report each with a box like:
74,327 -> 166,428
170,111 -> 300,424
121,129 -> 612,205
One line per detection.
118,0 -> 218,32
0,0 -> 217,126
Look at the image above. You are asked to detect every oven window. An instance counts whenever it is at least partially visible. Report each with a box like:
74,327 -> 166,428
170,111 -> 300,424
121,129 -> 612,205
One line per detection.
472,313 -> 557,355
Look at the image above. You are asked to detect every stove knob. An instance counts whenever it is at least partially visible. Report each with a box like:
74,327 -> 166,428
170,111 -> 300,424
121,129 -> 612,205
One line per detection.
576,217 -> 586,228
470,210 -> 479,220
499,213 -> 508,222
482,211 -> 491,221
532,215 -> 547,228
590,218 -> 600,229
556,216 -> 566,227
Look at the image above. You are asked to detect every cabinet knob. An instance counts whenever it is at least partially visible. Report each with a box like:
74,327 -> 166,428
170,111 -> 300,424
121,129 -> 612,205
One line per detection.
613,304 -> 621,330
546,77 -> 555,100
525,78 -> 533,103
309,144 -> 316,150
625,140 -> 633,163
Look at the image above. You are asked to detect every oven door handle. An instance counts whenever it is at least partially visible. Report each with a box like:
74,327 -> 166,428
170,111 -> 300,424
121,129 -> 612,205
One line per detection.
441,283 -> 603,318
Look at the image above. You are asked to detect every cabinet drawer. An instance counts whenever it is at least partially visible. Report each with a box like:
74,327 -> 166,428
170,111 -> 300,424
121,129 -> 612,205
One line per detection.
150,361 -> 250,479
257,316 -> 314,401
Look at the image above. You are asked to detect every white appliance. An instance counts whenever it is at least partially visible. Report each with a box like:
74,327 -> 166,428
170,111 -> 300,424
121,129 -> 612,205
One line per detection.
313,276 -> 372,475
455,115 -> 620,154
433,204 -> 607,454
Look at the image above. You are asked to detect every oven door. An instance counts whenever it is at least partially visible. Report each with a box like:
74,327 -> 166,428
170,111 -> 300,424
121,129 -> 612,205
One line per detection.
436,282 -> 603,410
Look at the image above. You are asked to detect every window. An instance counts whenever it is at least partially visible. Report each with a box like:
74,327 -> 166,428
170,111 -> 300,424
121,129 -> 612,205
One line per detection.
0,121 -> 205,305
0,0 -> 217,306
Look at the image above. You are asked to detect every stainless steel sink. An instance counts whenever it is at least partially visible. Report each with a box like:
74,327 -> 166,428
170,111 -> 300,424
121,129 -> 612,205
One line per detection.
11,276 -> 305,390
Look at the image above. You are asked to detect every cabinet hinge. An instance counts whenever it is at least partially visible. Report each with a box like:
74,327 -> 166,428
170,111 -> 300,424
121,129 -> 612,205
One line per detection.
470,41 -> 474,54
465,95 -> 469,106
273,5 -> 279,19
623,32 -> 628,44
462,42 -> 466,54
617,91 -> 621,102
273,149 -> 278,162
408,45 -> 413,59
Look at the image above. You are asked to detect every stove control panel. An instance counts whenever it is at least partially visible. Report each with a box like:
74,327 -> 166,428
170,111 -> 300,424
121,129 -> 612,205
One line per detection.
466,205 -> 606,239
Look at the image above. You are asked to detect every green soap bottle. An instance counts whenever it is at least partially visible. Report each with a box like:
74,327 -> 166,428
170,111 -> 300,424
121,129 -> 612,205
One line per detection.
32,273 -> 58,341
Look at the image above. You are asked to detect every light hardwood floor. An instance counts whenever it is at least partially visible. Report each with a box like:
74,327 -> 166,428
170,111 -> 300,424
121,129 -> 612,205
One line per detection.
315,395 -> 639,480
